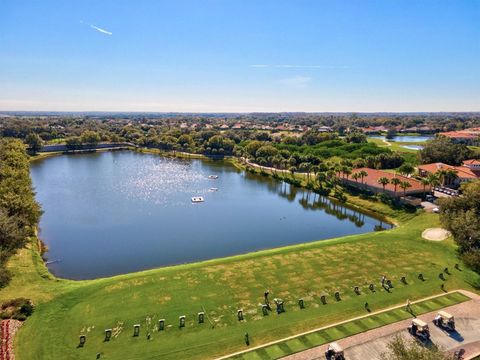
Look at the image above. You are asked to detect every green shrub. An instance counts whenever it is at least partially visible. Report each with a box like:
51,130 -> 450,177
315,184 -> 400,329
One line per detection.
0,298 -> 34,320
0,267 -> 12,288
461,250 -> 480,274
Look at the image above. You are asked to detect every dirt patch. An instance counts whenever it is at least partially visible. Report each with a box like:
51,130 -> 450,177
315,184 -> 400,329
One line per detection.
422,228 -> 451,241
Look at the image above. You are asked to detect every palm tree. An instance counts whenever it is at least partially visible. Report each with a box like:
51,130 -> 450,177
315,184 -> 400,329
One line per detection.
334,164 -> 342,178
359,170 -> 368,189
351,172 -> 360,183
399,181 -> 412,197
305,162 -> 312,183
420,178 -> 430,198
342,166 -> 352,180
391,177 -> 401,195
427,173 -> 440,190
438,168 -> 458,187
437,169 -> 448,186
317,171 -> 327,190
281,159 -> 289,176
289,166 -> 297,178
312,165 -> 320,182
377,176 -> 390,193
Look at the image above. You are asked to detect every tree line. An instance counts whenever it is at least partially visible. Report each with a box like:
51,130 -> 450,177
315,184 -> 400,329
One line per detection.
0,138 -> 42,287
439,180 -> 480,275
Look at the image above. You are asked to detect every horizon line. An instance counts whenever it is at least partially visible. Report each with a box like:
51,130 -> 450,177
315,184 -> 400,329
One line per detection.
1,110 -> 480,115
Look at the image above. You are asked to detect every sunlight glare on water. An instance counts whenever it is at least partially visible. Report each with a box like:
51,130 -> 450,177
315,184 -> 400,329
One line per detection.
116,157 -> 207,206
30,151 -> 391,279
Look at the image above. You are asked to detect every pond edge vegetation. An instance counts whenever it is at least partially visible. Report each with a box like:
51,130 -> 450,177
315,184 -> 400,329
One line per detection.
1,138 -> 479,360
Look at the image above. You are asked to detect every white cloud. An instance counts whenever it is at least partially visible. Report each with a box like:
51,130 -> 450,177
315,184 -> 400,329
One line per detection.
278,76 -> 312,87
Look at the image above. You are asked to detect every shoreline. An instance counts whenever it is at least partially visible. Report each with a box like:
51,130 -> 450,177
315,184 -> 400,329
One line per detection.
30,147 -> 402,282
33,146 -> 403,223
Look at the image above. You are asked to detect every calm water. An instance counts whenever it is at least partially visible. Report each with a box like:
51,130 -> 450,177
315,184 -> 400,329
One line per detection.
402,145 -> 424,150
31,151 -> 391,279
370,135 -> 433,143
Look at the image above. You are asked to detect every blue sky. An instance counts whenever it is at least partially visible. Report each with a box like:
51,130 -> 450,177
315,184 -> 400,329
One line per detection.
1,0 -> 479,112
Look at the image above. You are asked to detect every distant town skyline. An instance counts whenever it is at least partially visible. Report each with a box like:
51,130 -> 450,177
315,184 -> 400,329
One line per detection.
1,0 -> 479,112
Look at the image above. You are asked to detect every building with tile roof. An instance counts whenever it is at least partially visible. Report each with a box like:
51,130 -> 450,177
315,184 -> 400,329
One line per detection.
342,168 -> 429,198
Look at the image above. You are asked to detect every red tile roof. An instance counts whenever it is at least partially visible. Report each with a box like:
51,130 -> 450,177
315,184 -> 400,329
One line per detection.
347,168 -> 427,193
418,162 -> 479,179
440,127 -> 480,139
418,163 -> 456,173
440,131 -> 478,139
464,159 -> 480,166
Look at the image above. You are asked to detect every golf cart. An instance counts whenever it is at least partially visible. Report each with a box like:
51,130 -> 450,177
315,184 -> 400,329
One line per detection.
433,311 -> 455,331
325,342 -> 345,360
408,318 -> 430,341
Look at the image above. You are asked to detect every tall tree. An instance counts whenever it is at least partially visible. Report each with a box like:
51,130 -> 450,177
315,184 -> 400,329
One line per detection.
420,178 -> 430,198
25,133 -> 43,154
378,177 -> 390,193
80,130 -> 101,149
400,181 -> 412,197
419,136 -> 472,165
427,173 -> 440,189
439,181 -> 480,273
398,163 -> 415,177
391,177 -> 401,195
358,170 -> 368,189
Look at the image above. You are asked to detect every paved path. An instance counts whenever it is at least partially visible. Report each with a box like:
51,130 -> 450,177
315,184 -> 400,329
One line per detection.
218,291 -> 474,360
282,290 -> 480,360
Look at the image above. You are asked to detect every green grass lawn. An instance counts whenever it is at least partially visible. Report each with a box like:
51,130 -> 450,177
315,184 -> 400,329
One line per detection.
367,137 -> 421,153
232,291 -> 470,360
367,137 -> 420,164
2,211 -> 479,360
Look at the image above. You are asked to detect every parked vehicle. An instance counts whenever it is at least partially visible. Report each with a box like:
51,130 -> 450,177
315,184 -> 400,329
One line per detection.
433,311 -> 455,331
325,342 -> 345,360
408,319 -> 430,342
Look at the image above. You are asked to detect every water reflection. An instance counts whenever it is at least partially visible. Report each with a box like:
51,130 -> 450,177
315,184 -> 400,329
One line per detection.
31,151 -> 392,279
244,172 -> 391,230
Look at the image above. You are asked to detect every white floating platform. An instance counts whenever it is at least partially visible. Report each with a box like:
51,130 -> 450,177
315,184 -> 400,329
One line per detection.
191,196 -> 205,203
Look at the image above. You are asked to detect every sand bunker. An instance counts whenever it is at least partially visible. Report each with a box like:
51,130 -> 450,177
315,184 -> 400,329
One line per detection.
422,228 -> 451,241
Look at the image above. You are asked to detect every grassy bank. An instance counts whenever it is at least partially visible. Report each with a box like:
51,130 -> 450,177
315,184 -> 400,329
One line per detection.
134,147 -> 212,160
1,210 -> 478,360
1,148 -> 478,359
367,137 -> 421,153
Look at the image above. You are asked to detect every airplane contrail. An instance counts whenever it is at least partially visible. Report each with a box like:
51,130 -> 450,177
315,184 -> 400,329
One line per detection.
89,24 -> 112,36
80,21 -> 113,36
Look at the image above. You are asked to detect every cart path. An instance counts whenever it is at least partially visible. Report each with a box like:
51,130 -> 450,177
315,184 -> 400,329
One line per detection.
282,289 -> 480,360
217,290 -> 476,360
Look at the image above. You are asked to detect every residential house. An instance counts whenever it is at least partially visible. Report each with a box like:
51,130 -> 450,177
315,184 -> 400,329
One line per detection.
439,128 -> 480,145
417,160 -> 480,187
342,168 -> 429,198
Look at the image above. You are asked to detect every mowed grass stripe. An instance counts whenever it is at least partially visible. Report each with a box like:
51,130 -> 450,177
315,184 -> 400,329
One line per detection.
231,292 -> 470,359
284,338 -> 307,352
6,210 -> 478,360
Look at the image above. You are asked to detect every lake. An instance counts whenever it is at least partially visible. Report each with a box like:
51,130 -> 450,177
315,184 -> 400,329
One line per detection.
31,151 -> 392,280
401,145 -> 424,150
369,135 -> 433,143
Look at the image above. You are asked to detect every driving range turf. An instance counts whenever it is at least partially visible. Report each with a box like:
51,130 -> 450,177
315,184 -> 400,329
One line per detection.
2,211 -> 479,360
